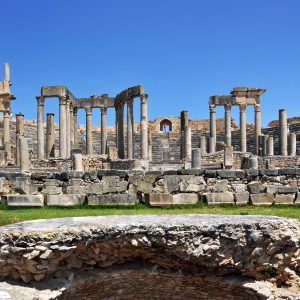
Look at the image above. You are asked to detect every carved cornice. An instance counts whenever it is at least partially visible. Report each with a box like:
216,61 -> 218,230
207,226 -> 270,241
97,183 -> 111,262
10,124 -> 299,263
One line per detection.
239,104 -> 247,112
254,104 -> 261,112
100,107 -> 107,115
85,107 -> 92,115
209,105 -> 216,113
59,96 -> 67,106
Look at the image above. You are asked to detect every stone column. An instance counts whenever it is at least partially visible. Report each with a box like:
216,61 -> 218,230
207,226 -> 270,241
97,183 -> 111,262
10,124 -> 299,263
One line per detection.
279,109 -> 288,156
140,94 -> 148,160
224,104 -> 232,146
248,155 -> 258,170
289,132 -> 297,157
209,105 -> 216,151
4,63 -> 10,81
46,113 -> 55,158
15,113 -> 24,166
191,148 -> 201,168
73,108 -> 78,149
100,107 -> 107,154
66,99 -> 71,158
200,136 -> 206,156
266,136 -> 274,156
224,146 -> 233,169
36,96 -> 45,159
239,104 -> 247,153
70,104 -> 74,151
72,153 -> 83,172
126,98 -> 134,159
208,137 -> 215,153
20,138 -> 30,173
59,96 -> 67,158
85,107 -> 93,155
3,110 -> 11,160
117,103 -> 125,159
184,126 -> 192,161
254,104 -> 262,155
258,134 -> 268,157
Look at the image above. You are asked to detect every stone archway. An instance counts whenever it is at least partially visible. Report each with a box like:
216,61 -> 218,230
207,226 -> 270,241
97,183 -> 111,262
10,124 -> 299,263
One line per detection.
160,119 -> 172,132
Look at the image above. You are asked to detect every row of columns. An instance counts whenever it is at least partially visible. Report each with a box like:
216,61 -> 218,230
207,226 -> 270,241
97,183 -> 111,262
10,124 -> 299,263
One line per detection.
36,96 -> 108,159
209,103 -> 262,154
115,94 -> 149,160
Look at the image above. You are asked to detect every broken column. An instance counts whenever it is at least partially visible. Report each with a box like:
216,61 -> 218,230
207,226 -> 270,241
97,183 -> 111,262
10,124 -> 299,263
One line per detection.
183,126 -> 192,161
72,153 -> 83,172
46,113 -> 55,158
100,107 -> 107,154
209,105 -> 216,152
36,96 -> 45,159
15,113 -> 24,165
224,104 -> 232,146
224,146 -> 233,169
59,96 -> 67,158
126,97 -> 134,159
3,110 -> 11,160
258,134 -> 268,157
289,132 -> 297,157
85,107 -> 93,155
140,94 -> 148,160
266,136 -> 274,156
239,104 -> 247,152
248,155 -> 258,170
279,109 -> 288,156
191,148 -> 201,168
19,138 -> 30,173
200,136 -> 206,156
254,104 -> 262,155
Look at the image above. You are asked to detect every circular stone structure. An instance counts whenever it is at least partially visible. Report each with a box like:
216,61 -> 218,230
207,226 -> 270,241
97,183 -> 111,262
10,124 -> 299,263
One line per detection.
1,214 -> 300,299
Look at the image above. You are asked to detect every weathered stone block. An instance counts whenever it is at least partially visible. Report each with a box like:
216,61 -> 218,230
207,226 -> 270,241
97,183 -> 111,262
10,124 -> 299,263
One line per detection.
274,194 -> 295,205
295,192 -> 300,204
213,180 -> 228,192
178,169 -> 205,176
87,194 -> 137,206
44,179 -> 60,186
98,169 -> 128,178
43,186 -> 62,195
86,183 -> 103,194
235,192 -> 250,205
232,184 -> 246,193
47,194 -> 86,206
217,170 -> 238,179
250,193 -> 274,205
245,169 -> 259,177
280,168 -> 296,176
173,193 -> 198,205
15,177 -> 31,194
66,186 -> 86,194
163,175 -> 181,193
147,193 -> 173,207
266,184 -> 278,194
247,182 -> 265,194
277,186 -> 299,194
6,195 -> 44,207
205,192 -> 234,205
264,169 -> 279,176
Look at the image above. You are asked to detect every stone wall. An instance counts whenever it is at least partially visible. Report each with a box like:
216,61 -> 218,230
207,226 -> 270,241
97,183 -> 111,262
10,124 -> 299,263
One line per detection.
0,215 -> 300,299
2,167 -> 300,207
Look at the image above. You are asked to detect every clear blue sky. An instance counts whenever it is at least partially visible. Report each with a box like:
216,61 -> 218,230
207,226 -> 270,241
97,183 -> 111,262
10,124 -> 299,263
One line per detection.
1,0 -> 300,127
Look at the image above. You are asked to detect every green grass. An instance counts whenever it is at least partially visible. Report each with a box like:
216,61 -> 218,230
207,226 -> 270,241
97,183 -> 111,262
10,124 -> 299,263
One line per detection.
1,202 -> 300,226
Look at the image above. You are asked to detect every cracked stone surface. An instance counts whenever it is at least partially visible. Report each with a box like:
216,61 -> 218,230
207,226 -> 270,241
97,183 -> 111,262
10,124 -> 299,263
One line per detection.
0,215 -> 300,299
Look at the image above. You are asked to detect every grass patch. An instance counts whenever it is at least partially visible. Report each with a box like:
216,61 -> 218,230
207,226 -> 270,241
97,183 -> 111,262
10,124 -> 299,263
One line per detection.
1,202 -> 300,226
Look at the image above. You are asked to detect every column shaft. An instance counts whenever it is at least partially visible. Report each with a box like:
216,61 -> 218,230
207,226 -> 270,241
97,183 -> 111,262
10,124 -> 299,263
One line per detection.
86,107 -> 93,155
73,108 -> 78,149
3,110 -> 11,160
140,94 -> 148,160
15,113 -> 24,166
289,133 -> 297,157
266,136 -> 274,156
254,104 -> 262,155
70,105 -> 74,151
127,98 -> 134,159
37,96 -> 45,159
59,96 -> 67,158
66,100 -> 71,157
279,109 -> 288,156
184,126 -> 192,161
240,104 -> 247,152
209,105 -> 216,151
46,113 -> 55,158
116,104 -> 125,158
20,138 -> 30,173
101,107 -> 107,154
200,136 -> 206,156
224,104 -> 232,146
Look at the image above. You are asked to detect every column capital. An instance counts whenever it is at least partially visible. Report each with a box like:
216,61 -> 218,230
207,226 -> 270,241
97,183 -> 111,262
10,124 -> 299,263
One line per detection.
69,103 -> 74,113
224,103 -> 231,111
209,105 -> 216,113
140,94 -> 148,103
3,110 -> 10,117
126,96 -> 134,105
85,106 -> 92,115
254,104 -> 261,112
73,107 -> 78,116
239,104 -> 247,112
36,96 -> 45,106
16,113 -> 24,118
65,99 -> 71,108
100,107 -> 107,115
59,95 -> 67,105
